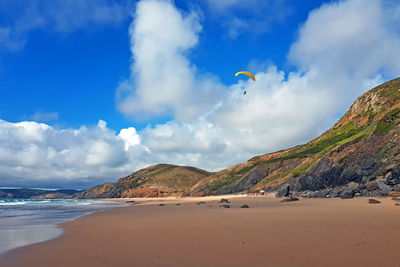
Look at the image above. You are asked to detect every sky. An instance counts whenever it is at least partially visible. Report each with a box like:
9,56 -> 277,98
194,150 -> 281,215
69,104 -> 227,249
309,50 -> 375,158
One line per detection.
0,0 -> 400,189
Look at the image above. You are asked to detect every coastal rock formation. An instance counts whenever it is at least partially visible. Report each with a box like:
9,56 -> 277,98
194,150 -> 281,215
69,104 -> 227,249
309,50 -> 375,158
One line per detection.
190,78 -> 400,197
78,78 -> 400,199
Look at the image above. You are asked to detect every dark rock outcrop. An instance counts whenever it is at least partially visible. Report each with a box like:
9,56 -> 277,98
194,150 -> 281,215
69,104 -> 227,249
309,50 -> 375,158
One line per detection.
74,78 -> 400,199
341,189 -> 355,199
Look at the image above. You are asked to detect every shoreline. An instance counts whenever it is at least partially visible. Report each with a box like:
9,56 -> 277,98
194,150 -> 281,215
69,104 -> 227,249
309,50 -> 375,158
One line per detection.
0,199 -> 126,257
1,195 -> 399,266
0,195 -> 244,258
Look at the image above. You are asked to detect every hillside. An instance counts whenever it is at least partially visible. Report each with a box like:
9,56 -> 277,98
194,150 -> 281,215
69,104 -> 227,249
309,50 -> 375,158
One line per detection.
78,78 -> 400,199
77,164 -> 211,198
0,189 -> 80,199
191,78 -> 400,198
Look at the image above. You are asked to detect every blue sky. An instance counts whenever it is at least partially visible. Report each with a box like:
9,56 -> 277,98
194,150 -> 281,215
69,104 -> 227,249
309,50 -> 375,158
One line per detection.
0,0 -> 399,189
0,0 -> 323,130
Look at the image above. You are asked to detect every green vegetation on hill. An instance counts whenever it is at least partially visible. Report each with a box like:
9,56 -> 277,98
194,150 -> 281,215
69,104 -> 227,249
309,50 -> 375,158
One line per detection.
375,107 -> 400,134
79,164 -> 212,198
206,176 -> 241,191
81,78 -> 400,198
191,77 -> 400,195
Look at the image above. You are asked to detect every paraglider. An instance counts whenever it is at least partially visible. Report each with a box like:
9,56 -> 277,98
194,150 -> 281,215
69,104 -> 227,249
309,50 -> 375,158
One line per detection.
235,71 -> 256,81
235,71 -> 255,95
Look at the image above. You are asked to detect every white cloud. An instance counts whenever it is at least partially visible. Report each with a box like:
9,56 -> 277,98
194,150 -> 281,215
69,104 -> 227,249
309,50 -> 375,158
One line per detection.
289,0 -> 400,78
117,0 -> 226,121
118,0 -> 400,172
1,0 -> 400,188
0,0 -> 132,50
0,119 -> 145,188
118,127 -> 141,150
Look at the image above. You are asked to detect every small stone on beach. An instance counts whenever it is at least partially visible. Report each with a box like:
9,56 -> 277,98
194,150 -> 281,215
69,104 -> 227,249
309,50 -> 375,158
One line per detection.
197,201 -> 206,205
222,204 -> 230,208
159,203 -> 166,206
219,198 -> 230,203
240,205 -> 249,208
368,199 -> 381,204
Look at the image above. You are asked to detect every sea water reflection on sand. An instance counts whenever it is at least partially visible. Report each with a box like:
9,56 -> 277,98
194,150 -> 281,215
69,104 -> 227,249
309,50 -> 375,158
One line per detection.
0,199 -> 124,255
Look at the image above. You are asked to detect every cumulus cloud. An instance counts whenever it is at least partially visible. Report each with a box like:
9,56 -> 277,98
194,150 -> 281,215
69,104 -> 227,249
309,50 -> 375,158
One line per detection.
117,0 -> 400,172
289,0 -> 400,79
0,119 -> 145,188
0,0 -> 132,50
1,0 -> 400,188
117,0 -> 226,121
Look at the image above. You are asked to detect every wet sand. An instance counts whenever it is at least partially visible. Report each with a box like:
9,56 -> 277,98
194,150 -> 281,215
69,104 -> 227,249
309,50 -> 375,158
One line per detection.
1,195 -> 399,267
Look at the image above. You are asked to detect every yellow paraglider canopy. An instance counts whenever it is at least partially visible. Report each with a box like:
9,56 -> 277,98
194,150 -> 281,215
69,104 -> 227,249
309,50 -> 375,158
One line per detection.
235,71 -> 255,81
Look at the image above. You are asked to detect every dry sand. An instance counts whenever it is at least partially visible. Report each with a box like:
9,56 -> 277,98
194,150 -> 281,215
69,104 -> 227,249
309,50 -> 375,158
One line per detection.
1,195 -> 399,267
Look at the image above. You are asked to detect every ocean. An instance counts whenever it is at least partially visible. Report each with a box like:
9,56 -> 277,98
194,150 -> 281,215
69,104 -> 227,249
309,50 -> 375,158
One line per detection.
0,198 -> 125,255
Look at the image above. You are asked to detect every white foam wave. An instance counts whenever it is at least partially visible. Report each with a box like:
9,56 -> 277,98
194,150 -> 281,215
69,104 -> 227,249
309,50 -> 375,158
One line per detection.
76,202 -> 91,206
0,201 -> 27,206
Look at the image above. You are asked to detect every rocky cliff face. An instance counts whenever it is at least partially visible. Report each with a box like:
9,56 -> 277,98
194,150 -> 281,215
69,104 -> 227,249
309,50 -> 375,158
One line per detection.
76,164 -> 211,198
78,78 -> 400,199
191,78 -> 400,198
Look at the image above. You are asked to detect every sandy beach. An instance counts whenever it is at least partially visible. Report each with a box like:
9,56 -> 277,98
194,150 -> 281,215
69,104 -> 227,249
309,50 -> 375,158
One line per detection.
0,195 -> 399,267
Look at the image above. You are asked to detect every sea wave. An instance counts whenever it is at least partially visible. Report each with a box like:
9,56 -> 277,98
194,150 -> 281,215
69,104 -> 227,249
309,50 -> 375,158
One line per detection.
0,202 -> 28,206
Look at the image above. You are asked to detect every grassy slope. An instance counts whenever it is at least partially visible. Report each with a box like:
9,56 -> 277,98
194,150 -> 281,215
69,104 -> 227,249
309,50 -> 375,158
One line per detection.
80,164 -> 212,198
193,78 -> 400,194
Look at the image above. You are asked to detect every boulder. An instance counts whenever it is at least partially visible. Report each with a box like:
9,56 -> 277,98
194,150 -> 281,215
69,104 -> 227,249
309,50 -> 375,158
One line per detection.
310,189 -> 330,198
394,184 -> 400,192
368,190 -> 382,197
300,191 -> 312,198
365,181 -> 379,191
389,191 -> 400,199
362,176 -> 373,183
346,182 -> 359,190
368,199 -> 381,204
376,179 -> 392,196
341,189 -> 355,199
276,185 -> 290,198
330,188 -> 343,198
